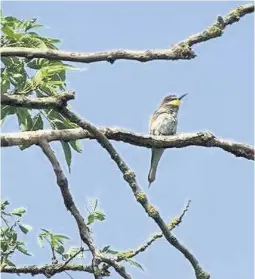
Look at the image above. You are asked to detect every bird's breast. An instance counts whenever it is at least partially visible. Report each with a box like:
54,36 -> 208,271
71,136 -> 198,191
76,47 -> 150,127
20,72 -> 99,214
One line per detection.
151,114 -> 177,136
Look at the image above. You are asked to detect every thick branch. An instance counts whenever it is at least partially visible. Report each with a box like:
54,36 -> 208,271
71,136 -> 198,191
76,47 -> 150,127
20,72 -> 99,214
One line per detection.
58,107 -> 209,279
101,257 -> 132,279
1,263 -> 109,277
1,92 -> 75,109
1,128 -> 254,161
0,47 -> 195,63
0,4 -> 253,64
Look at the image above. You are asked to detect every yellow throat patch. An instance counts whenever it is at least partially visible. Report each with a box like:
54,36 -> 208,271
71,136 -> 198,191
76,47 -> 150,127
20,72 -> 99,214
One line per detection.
169,99 -> 181,107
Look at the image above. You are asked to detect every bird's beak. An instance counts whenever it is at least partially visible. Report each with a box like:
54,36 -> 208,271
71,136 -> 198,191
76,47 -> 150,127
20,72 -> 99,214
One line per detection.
178,93 -> 188,100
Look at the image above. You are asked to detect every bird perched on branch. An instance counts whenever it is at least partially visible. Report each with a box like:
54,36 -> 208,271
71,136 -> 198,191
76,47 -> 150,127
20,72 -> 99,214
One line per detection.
148,94 -> 188,187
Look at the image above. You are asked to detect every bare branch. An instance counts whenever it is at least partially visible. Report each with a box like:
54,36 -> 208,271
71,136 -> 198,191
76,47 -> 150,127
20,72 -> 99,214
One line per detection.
38,140 -> 102,279
0,47 -> 195,63
0,4 -> 253,64
176,3 -> 254,47
1,92 -> 75,109
58,107 -> 209,279
1,128 -> 254,161
1,263 -> 109,277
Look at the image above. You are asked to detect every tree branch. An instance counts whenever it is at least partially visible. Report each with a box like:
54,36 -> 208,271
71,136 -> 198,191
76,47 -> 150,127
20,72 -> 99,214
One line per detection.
39,140 -> 103,279
0,46 -> 195,63
100,257 -> 132,279
176,3 -> 254,47
1,128 -> 254,161
117,200 -> 191,262
1,263 -> 109,277
38,140 -> 130,279
0,4 -> 253,64
57,107 -> 209,279
1,92 -> 75,109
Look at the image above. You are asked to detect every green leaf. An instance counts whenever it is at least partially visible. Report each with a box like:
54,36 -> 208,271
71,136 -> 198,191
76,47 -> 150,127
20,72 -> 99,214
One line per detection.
20,34 -> 48,49
40,228 -> 51,234
1,200 -> 10,211
19,18 -> 43,32
55,245 -> 65,255
54,234 -> 70,240
3,16 -> 21,28
101,245 -> 111,253
10,231 -> 18,243
27,24 -> 44,30
6,259 -> 16,267
16,244 -> 32,256
87,214 -> 95,225
1,25 -> 22,40
1,106 -> 11,121
37,36 -> 61,49
94,211 -> 106,222
1,106 -> 16,126
4,56 -> 26,87
31,113 -> 43,131
16,108 -> 33,132
61,141 -> 72,173
0,72 -> 10,92
69,140 -> 82,153
10,207 -> 26,217
38,235 -> 44,248
38,83 -> 57,96
94,200 -> 98,211
46,110 -> 75,129
18,224 -> 32,234
1,57 -> 20,67
124,258 -> 144,271
1,240 -> 8,252
26,58 -> 50,70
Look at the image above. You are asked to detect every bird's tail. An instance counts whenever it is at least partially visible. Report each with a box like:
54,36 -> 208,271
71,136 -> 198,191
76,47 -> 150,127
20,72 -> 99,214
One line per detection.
148,148 -> 164,187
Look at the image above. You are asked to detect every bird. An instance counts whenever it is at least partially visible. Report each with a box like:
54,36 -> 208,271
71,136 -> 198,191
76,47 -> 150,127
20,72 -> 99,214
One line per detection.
148,93 -> 188,187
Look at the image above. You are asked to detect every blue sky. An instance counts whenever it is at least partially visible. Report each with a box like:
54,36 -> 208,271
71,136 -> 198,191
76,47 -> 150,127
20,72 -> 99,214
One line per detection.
2,1 -> 254,279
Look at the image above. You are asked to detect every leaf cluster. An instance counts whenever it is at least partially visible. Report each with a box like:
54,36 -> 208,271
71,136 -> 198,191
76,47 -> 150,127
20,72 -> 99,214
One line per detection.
1,200 -> 32,267
1,14 -> 81,170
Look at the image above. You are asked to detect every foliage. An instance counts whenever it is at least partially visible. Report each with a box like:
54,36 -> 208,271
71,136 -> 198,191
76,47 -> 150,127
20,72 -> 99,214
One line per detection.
0,200 -> 32,267
38,228 -> 86,261
0,13 -> 153,277
0,14 -> 81,170
86,199 -> 106,225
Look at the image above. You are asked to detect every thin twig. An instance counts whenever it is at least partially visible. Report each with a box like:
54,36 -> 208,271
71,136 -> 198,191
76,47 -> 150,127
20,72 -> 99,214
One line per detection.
60,247 -> 84,269
175,3 -> 254,47
100,200 -> 191,275
116,200 -> 191,261
1,128 -> 254,161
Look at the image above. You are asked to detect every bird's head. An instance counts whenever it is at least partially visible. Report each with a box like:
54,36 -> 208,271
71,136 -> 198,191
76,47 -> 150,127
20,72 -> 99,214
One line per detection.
160,93 -> 188,110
